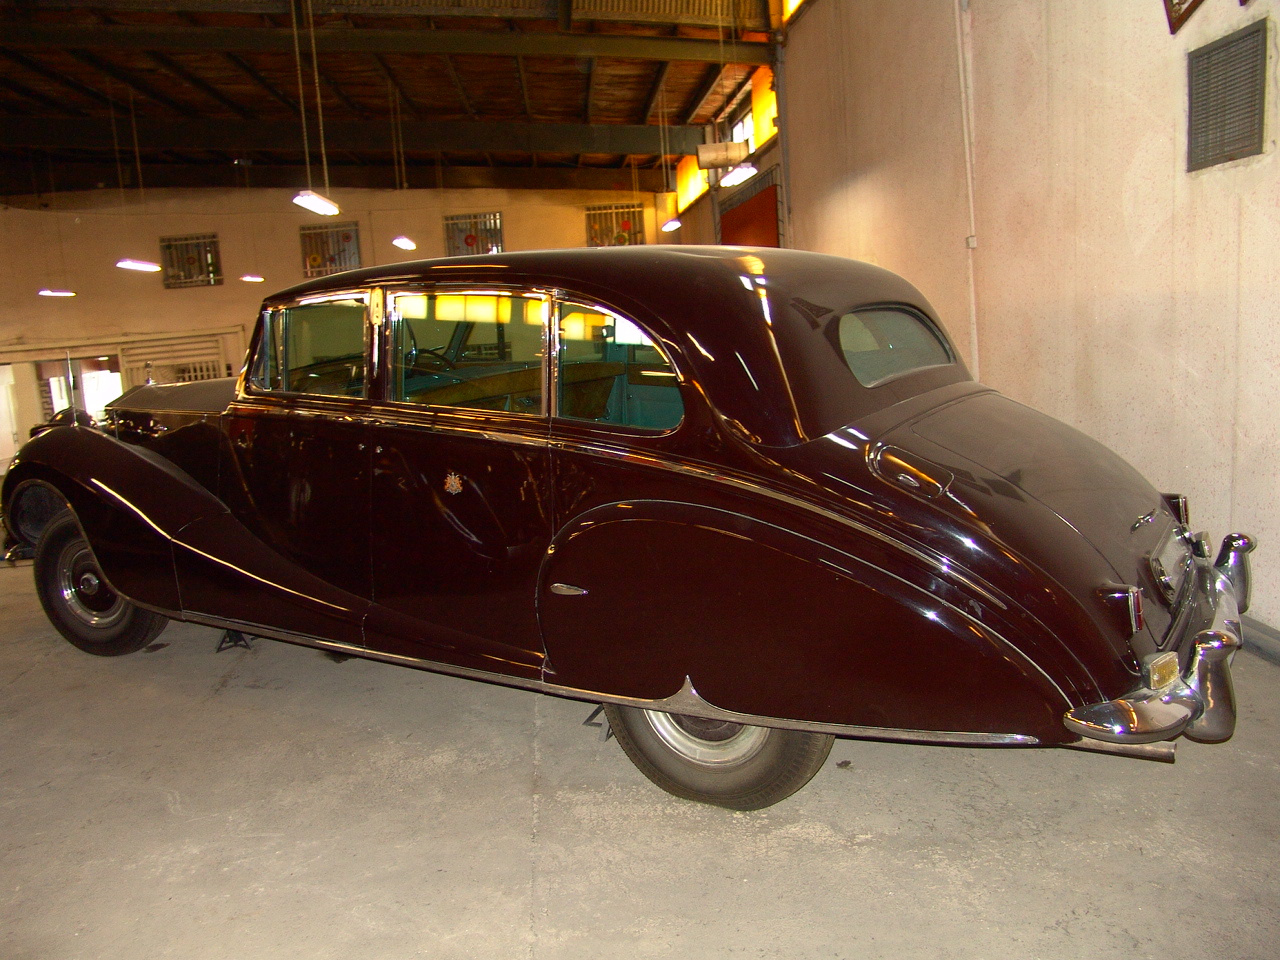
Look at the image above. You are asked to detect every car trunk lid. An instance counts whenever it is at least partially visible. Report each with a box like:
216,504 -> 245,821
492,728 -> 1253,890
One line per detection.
889,391 -> 1182,644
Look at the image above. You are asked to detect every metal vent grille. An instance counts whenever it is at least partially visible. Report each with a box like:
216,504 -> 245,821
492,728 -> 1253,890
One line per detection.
300,222 -> 362,278
585,203 -> 645,246
1188,20 -> 1268,172
444,212 -> 504,256
160,233 -> 222,289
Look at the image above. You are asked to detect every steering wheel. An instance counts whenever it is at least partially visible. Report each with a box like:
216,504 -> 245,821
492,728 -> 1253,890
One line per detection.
417,346 -> 456,370
403,324 -> 456,370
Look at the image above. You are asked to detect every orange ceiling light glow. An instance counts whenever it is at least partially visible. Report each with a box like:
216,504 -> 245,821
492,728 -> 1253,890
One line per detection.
676,154 -> 709,214
782,0 -> 806,22
752,66 -> 778,147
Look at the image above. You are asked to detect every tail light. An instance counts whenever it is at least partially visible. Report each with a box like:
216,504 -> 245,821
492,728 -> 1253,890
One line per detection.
1099,583 -> 1144,636
1162,492 -> 1189,527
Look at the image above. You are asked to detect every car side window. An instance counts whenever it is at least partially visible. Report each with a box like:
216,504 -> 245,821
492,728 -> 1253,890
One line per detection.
390,291 -> 548,415
836,308 -> 952,387
555,301 -> 683,432
252,295 -> 369,398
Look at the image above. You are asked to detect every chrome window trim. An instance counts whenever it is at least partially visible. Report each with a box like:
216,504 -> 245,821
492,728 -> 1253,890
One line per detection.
382,286 -> 553,419
549,291 -> 685,435
246,290 -> 371,401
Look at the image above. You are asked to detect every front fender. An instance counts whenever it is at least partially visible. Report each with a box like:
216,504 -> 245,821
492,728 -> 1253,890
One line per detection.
3,426 -> 228,615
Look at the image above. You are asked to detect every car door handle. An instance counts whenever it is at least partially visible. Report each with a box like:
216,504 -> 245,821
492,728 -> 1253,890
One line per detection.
549,583 -> 588,597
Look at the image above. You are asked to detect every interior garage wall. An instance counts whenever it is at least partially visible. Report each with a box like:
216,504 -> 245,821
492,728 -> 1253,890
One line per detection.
0,186 -> 657,351
782,0 -> 1280,628
781,0 -> 978,367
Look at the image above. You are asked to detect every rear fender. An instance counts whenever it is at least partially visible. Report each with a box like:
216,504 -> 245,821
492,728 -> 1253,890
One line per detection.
3,426 -> 227,614
539,500 -> 1072,742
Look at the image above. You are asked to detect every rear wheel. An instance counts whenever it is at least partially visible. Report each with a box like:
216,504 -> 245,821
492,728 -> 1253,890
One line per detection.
33,511 -> 168,656
604,703 -> 833,810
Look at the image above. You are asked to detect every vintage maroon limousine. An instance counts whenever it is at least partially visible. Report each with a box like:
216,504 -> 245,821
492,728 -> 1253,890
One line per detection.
1,246 -> 1255,809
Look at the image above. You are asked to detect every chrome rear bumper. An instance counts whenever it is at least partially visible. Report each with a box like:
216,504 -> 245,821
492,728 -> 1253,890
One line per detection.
1063,532 -> 1253,747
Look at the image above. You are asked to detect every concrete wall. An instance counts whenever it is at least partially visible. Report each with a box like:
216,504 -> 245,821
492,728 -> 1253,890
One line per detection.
0,186 -> 657,355
782,0 -> 1280,626
782,0 -> 978,366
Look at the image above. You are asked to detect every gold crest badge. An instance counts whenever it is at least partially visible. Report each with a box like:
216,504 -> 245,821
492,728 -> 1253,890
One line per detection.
444,471 -> 464,495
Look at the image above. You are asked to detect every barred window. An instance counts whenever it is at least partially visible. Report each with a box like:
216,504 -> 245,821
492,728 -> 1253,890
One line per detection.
300,222 -> 362,278
160,233 -> 222,289
444,212 -> 504,256
586,204 -> 644,247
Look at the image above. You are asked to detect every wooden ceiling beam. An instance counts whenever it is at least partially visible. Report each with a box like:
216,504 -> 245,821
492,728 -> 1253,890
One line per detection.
319,70 -> 366,119
515,55 -> 533,121
0,76 -> 87,116
682,63 -> 725,125
371,55 -> 423,122
147,51 -> 256,119
440,54 -> 477,118
0,157 -> 670,194
1,50 -> 116,109
223,52 -> 299,115
1,115 -> 705,155
583,56 -> 596,124
641,60 -> 671,123
4,23 -> 772,65
67,50 -> 195,117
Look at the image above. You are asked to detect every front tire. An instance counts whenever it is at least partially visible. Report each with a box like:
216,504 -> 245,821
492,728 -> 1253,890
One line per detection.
604,704 -> 833,810
33,511 -> 168,656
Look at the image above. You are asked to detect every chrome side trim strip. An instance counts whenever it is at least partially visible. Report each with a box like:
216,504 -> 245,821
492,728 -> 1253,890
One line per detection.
546,436 -> 1011,612
620,676 -> 1040,746
181,613 -> 1040,747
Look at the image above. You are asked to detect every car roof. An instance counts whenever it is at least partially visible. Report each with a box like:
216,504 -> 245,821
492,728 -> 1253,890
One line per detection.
264,246 -> 958,446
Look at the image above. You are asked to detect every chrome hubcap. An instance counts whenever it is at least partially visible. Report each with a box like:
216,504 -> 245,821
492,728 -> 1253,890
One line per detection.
58,541 -> 126,630
644,711 -> 769,767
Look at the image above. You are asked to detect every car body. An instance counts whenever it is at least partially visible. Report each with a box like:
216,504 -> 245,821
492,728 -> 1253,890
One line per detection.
2,246 -> 1255,809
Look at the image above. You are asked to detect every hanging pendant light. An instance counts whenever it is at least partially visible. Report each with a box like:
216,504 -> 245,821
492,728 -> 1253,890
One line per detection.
292,189 -> 340,216
116,258 -> 162,272
289,0 -> 340,217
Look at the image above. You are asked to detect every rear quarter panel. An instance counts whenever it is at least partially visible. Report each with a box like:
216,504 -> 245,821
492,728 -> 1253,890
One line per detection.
539,493 -> 1070,743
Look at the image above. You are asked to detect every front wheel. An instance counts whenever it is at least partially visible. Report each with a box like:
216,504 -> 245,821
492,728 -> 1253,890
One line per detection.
603,704 -> 833,810
33,511 -> 168,656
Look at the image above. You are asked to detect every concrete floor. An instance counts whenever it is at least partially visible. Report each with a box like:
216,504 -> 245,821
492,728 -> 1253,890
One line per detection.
2,562 -> 1278,960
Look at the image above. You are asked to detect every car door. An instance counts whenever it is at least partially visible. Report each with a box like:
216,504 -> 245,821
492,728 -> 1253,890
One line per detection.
362,287 -> 554,681
538,296 -> 702,697
197,290 -> 373,648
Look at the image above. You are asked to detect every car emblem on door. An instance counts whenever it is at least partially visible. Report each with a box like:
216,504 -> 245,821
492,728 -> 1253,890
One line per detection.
444,471 -> 464,495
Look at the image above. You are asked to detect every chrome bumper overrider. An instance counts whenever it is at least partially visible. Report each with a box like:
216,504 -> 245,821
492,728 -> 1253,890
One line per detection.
1064,532 -> 1254,748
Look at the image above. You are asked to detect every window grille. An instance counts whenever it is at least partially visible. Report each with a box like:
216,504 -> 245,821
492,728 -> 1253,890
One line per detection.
1188,20 -> 1267,172
444,212 -> 504,256
585,203 -> 645,247
160,233 -> 222,289
300,222 -> 362,278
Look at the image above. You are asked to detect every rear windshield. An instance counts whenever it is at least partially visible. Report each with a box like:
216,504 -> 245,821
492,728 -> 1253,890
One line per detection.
760,277 -> 968,442
837,308 -> 953,386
